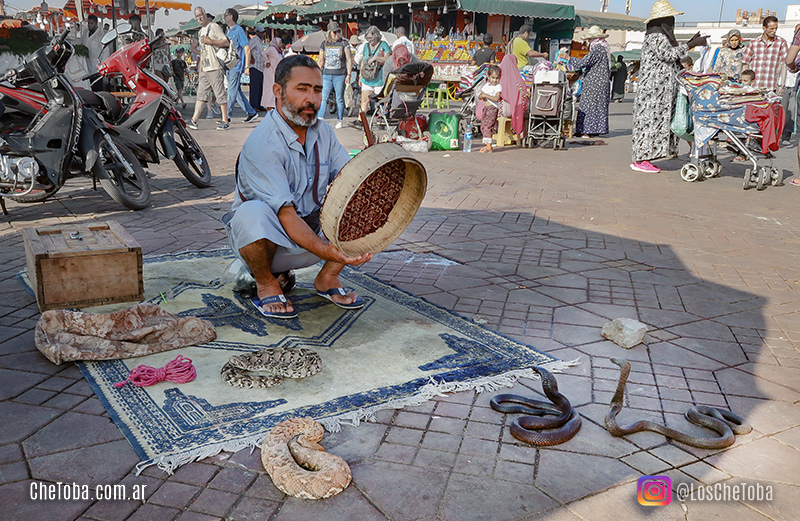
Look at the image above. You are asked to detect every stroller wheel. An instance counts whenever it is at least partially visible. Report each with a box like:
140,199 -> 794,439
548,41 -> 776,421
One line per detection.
701,160 -> 721,178
771,167 -> 783,186
756,167 -> 768,190
743,168 -> 753,190
680,163 -> 701,182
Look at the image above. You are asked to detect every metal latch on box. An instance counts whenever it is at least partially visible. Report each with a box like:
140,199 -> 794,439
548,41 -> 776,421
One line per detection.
69,232 -> 84,241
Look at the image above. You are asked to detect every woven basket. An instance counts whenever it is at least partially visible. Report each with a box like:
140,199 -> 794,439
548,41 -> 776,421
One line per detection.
321,143 -> 427,256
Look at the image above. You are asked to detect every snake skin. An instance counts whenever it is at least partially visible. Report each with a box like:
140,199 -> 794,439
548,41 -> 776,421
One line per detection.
605,358 -> 752,449
261,417 -> 351,500
221,348 -> 322,388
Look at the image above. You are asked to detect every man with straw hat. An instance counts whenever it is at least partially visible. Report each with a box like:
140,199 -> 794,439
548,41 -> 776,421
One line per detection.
570,25 -> 611,137
631,1 -> 708,173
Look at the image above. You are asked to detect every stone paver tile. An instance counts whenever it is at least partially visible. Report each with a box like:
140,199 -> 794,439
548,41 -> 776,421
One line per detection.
42,392 -> 87,410
3,479 -> 92,521
23,412 -> 124,457
148,481 -> 200,509
28,440 -> 139,485
452,453 -> 495,476
0,368 -> 49,400
0,402 -> 60,444
420,431 -> 462,453
536,451 -> 639,504
175,511 -> 223,521
244,474 -> 285,502
773,425 -> 800,450
83,496 -> 141,521
14,388 -> 57,405
187,488 -> 238,517
493,459 -> 535,484
385,427 -> 424,446
37,376 -> 77,392
434,401 -> 471,419
393,411 -> 430,429
413,447 -> 457,471
374,442 -> 416,464
467,405 -> 505,425
428,416 -> 466,435
459,437 -> 498,457
725,395 -> 800,436
464,420 -> 502,440
125,503 -> 180,521
440,473 -> 557,521
741,481 -> 800,521
167,462 -> 218,487
705,437 -> 800,485
207,468 -> 257,494
351,461 -> 447,521
322,422 -> 388,462
0,461 -> 28,484
680,461 -> 731,485
520,507 -> 584,521
715,367 -> 800,402
647,444 -> 698,467
621,450 -> 672,475
272,484 -> 387,521
0,444 -> 22,465
72,398 -> 108,416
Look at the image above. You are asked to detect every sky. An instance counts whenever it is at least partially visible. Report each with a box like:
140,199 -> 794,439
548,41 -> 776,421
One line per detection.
2,0 -> 795,31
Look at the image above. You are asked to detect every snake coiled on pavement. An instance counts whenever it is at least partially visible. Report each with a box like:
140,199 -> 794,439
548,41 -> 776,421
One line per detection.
605,358 -> 752,449
261,417 -> 351,500
490,366 -> 582,446
221,348 -> 322,388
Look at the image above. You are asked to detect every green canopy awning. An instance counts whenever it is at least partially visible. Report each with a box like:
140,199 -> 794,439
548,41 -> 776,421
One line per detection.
177,18 -> 200,33
262,22 -> 318,31
302,0 -> 360,16
257,3 -> 312,22
575,10 -> 645,31
456,0 -> 574,20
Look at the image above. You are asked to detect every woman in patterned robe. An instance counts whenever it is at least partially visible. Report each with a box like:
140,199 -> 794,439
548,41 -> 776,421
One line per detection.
570,27 -> 611,136
630,16 -> 690,172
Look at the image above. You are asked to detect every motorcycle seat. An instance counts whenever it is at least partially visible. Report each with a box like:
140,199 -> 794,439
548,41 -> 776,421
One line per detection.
77,89 -> 123,122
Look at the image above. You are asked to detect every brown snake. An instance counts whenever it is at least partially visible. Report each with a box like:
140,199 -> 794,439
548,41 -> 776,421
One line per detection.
605,358 -> 752,449
490,366 -> 582,446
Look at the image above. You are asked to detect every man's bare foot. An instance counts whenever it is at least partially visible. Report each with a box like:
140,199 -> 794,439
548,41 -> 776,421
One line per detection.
255,279 -> 294,315
314,272 -> 360,307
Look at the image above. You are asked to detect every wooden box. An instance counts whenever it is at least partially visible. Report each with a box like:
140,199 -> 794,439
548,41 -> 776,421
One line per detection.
23,221 -> 143,311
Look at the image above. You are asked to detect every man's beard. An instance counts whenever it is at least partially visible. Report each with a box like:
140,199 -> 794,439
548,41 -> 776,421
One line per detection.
280,92 -> 318,127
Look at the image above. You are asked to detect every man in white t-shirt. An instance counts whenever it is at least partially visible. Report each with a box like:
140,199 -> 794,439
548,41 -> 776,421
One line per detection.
187,6 -> 230,130
391,26 -> 415,56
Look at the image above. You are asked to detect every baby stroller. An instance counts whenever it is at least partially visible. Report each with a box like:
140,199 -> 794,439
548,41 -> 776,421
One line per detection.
456,63 -> 490,138
366,61 -> 434,146
678,71 -> 783,189
523,69 -> 572,150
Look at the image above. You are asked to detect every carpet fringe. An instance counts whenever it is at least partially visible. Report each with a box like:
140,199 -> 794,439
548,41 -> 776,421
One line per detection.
135,357 -> 580,474
319,358 -> 581,433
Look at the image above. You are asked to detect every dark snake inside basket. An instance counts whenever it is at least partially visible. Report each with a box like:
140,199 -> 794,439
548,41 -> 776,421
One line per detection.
337,159 -> 407,242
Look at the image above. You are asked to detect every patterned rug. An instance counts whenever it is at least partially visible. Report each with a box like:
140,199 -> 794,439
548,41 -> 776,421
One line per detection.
20,250 -> 569,474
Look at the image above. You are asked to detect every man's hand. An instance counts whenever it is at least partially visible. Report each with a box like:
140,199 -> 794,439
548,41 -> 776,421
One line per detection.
320,243 -> 373,266
778,86 -> 785,96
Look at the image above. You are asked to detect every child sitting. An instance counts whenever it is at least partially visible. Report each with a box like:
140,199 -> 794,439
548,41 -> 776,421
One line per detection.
740,69 -> 755,86
478,65 -> 502,153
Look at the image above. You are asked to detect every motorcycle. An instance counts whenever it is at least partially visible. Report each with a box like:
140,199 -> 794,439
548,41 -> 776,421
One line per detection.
0,29 -> 150,214
80,24 -> 211,188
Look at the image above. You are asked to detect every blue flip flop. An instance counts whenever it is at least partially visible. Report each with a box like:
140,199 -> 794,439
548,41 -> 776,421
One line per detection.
251,295 -> 298,319
316,287 -> 364,310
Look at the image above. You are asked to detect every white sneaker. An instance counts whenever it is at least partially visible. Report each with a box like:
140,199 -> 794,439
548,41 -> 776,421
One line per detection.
335,121 -> 343,129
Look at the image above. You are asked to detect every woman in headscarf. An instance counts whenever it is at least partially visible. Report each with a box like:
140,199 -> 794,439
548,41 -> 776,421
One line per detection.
630,0 -> 707,173
570,26 -> 611,137
261,37 -> 283,111
359,26 -> 391,114
610,55 -> 628,102
476,54 -> 528,140
712,28 -> 745,80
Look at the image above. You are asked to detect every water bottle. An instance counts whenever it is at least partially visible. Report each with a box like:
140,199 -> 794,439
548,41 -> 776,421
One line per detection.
463,129 -> 472,153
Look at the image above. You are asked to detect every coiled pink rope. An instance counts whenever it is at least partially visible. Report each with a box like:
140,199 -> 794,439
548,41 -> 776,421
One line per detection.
114,354 -> 197,388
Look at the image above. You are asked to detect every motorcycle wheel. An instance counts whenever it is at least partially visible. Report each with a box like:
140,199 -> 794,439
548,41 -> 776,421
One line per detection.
172,123 -> 212,188
93,133 -> 151,210
15,179 -> 62,203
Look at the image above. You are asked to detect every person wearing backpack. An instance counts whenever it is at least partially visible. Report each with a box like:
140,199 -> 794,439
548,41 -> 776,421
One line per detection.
188,6 -> 230,131
224,8 -> 259,124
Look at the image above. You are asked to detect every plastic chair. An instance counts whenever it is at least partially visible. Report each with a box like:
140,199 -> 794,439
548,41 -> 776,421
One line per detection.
493,117 -> 515,147
435,84 -> 450,109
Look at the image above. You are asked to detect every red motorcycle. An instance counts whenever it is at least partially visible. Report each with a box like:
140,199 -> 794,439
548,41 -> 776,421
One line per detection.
80,24 -> 211,188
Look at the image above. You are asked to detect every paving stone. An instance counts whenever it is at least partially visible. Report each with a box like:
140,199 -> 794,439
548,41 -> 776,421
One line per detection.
175,511 -> 223,521
440,472 -> 557,521
772,425 -> 800,450
83,496 -> 142,521
493,459 -> 535,484
243,474 -> 285,502
385,427 -> 424,446
42,392 -> 87,410
393,411 -> 430,429
0,402 -> 60,444
715,367 -> 800,402
272,484 -> 387,521
187,487 -> 238,516
459,437 -> 498,458
620,451 -> 672,475
125,503 -> 181,521
680,461 -> 731,484
434,401 -> 471,419
322,421 -> 388,462
413,448 -> 457,471
0,368 -> 49,400
72,398 -> 110,416
452,452 -> 495,477
647,444 -> 697,467
37,376 -> 78,392
207,468 -> 256,494
464,420 -> 502,441
705,437 -> 800,485
147,480 -> 201,509
428,416 -> 466,435
23,412 -> 123,457
0,460 -> 28,484
15,387 -> 58,405
351,461 -> 447,521
420,431 -> 462,453
0,444 -> 23,465
2,479 -> 92,521
28,440 -> 139,485
536,451 -> 639,503
374,442 -> 416,464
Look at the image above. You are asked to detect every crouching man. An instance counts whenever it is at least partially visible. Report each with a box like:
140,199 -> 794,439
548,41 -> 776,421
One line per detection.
224,54 -> 372,319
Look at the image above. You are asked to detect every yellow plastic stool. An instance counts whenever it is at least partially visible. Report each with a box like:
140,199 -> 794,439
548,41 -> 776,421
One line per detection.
492,117 -> 515,147
435,85 -> 450,109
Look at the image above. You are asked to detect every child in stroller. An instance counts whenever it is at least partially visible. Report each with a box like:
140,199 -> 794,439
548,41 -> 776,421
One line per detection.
365,55 -> 434,146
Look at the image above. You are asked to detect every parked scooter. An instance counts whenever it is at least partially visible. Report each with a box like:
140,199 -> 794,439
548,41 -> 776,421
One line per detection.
80,24 -> 211,188
0,29 -> 150,214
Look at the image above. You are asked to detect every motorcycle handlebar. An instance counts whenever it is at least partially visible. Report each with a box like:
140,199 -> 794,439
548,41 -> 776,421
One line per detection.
55,28 -> 70,46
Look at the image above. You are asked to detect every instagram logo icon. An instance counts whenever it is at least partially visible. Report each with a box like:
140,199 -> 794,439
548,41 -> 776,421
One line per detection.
637,476 -> 672,506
